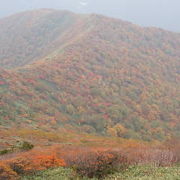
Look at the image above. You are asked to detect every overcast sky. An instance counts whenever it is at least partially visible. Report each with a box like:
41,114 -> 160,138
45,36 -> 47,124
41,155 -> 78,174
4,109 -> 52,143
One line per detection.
0,0 -> 179,32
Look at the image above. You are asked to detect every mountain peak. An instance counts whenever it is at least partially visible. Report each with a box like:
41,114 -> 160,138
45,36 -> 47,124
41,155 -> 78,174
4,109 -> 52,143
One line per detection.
0,9 -> 179,140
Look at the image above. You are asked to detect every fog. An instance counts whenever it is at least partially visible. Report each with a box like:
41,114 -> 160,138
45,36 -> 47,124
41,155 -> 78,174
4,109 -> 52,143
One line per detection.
0,0 -> 179,32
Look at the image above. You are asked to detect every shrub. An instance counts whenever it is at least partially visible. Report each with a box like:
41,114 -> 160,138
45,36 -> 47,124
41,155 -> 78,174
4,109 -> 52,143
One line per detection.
0,163 -> 18,180
0,141 -> 34,157
124,146 -> 178,167
17,141 -> 34,151
0,149 -> 10,155
33,154 -> 66,170
164,138 -> 180,164
65,150 -> 128,178
9,154 -> 66,175
9,158 -> 31,175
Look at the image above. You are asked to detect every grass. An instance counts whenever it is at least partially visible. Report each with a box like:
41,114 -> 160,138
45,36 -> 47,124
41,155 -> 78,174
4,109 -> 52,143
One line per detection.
21,167 -> 95,180
21,165 -> 180,180
105,165 -> 180,180
21,167 -> 74,180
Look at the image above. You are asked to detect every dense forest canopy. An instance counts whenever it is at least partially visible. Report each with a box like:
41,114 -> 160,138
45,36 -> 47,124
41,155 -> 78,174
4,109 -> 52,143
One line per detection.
0,9 -> 179,141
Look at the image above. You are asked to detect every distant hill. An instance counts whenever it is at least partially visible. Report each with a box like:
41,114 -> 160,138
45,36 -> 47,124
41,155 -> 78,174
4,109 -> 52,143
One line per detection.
0,9 -> 81,68
0,9 -> 179,141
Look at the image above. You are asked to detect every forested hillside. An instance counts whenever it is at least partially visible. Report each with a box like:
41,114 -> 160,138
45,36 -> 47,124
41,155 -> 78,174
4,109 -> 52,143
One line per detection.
0,9 -> 80,68
0,9 -> 179,141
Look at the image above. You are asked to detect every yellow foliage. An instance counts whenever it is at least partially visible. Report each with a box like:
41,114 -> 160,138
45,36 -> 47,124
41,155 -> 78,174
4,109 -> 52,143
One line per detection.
107,124 -> 127,137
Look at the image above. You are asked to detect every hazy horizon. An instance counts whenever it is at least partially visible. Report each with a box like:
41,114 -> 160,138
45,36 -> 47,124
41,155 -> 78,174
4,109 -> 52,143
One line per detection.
0,0 -> 179,32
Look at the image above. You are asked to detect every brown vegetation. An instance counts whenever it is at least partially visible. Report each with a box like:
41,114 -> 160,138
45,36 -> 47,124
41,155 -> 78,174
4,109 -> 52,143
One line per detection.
0,9 -> 179,141
0,163 -> 18,180
0,138 -> 179,179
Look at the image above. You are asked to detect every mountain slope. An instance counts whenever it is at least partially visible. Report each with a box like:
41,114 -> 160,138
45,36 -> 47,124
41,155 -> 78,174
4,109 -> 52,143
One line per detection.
0,9 -> 179,141
0,9 -> 82,68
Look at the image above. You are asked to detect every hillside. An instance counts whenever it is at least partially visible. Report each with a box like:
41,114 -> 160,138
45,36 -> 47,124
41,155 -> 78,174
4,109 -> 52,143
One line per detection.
0,9 -> 180,141
0,9 -> 81,68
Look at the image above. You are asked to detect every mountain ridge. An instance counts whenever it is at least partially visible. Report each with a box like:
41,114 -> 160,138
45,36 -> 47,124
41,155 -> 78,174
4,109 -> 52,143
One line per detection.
0,9 -> 179,141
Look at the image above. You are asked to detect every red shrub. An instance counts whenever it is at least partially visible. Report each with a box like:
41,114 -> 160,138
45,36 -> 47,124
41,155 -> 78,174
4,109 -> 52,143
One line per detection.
62,147 -> 128,178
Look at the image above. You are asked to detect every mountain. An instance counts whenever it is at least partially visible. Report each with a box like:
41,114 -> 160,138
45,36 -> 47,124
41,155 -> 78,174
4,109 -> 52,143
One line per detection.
0,9 -> 179,141
0,9 -> 81,68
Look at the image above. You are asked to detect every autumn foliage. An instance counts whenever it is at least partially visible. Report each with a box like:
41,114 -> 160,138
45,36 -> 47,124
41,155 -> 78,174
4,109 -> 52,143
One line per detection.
64,150 -> 128,178
0,139 -> 180,179
0,163 -> 18,180
0,9 -> 180,179
0,9 -> 179,142
0,148 -> 65,179
9,154 -> 65,174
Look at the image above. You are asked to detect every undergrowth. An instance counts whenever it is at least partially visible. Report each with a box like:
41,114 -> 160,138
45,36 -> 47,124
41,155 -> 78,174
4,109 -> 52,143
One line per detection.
21,165 -> 180,180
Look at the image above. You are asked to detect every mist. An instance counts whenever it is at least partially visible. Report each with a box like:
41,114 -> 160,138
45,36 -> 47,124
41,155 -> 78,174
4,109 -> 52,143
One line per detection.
0,0 -> 179,32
